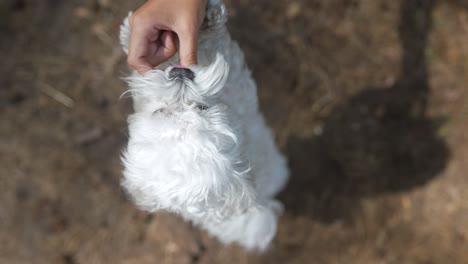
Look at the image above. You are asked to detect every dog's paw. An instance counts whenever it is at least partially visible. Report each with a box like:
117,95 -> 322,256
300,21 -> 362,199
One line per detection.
208,200 -> 281,252
237,204 -> 279,252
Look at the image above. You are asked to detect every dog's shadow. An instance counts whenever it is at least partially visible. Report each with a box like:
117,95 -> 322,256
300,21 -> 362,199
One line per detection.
283,0 -> 450,222
230,0 -> 450,223
282,0 -> 450,222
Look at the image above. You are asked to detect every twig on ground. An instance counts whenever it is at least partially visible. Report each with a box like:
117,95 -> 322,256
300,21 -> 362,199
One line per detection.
40,83 -> 75,108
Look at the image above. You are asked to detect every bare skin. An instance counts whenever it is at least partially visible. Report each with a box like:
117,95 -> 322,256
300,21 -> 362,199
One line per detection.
127,0 -> 208,74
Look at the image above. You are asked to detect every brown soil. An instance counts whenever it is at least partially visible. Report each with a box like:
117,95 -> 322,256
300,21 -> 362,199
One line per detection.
1,0 -> 468,263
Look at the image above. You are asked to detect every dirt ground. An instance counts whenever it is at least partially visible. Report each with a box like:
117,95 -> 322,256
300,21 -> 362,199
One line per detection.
1,0 -> 468,263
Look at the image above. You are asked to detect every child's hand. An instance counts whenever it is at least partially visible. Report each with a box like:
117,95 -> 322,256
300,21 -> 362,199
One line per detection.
127,0 -> 207,74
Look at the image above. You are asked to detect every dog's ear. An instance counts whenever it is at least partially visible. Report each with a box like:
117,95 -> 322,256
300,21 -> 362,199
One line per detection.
202,0 -> 228,30
120,11 -> 132,54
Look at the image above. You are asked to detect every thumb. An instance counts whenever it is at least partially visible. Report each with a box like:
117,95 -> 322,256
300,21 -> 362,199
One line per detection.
178,32 -> 198,67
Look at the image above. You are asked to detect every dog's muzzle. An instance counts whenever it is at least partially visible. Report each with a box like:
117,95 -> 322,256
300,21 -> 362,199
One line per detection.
169,67 -> 195,81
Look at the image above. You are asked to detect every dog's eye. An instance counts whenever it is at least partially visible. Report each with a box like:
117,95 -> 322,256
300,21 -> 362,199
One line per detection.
153,108 -> 165,115
197,104 -> 209,111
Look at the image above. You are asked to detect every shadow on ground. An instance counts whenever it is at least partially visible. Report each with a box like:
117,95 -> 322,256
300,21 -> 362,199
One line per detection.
278,0 -> 450,222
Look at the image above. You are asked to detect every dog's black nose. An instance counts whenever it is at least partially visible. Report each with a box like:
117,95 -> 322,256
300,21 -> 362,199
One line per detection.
168,67 -> 195,81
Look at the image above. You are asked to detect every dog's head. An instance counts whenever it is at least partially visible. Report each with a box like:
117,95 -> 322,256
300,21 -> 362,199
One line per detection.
124,53 -> 231,140
122,54 -> 254,215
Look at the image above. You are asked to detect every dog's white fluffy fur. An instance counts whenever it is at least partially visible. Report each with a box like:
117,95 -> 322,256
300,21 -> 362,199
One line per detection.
120,0 -> 288,251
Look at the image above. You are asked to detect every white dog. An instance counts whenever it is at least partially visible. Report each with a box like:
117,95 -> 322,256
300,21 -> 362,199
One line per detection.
120,0 -> 288,251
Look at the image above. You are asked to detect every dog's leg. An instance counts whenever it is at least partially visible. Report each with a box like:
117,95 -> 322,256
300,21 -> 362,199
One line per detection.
245,114 -> 289,198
